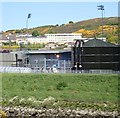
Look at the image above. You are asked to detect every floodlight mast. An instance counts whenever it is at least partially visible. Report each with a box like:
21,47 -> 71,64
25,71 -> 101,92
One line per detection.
26,13 -> 31,50
97,5 -> 104,40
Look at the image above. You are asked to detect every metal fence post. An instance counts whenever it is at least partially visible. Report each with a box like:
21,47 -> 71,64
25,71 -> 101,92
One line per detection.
44,58 -> 46,71
63,60 -> 66,73
58,60 -> 60,68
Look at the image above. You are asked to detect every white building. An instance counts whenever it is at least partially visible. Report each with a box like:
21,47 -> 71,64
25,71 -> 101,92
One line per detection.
29,36 -> 47,44
44,33 -> 82,44
16,33 -> 106,45
16,33 -> 82,45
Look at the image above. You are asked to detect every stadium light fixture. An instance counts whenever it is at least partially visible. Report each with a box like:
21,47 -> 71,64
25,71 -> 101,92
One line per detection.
26,13 -> 31,50
97,5 -> 105,40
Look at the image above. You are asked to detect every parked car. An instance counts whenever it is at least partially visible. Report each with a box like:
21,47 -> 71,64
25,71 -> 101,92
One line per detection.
0,49 -> 10,53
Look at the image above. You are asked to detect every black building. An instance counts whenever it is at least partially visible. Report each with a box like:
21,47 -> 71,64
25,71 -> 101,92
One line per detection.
71,39 -> 120,71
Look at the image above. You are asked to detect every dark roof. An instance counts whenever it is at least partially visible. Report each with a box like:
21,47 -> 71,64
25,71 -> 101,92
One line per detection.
83,39 -> 117,47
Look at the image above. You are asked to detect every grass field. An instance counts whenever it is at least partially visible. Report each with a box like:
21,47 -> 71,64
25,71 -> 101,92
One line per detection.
1,73 -> 118,111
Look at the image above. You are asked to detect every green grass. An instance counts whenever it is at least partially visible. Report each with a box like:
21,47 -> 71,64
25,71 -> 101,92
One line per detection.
1,73 -> 118,110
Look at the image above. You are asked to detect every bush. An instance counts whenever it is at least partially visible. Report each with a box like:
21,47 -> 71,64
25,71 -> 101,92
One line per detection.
32,30 -> 40,37
56,82 -> 68,90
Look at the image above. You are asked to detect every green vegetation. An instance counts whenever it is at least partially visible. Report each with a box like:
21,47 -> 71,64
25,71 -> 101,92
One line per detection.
4,17 -> 117,35
1,43 -> 45,50
56,81 -> 68,90
3,17 -> 118,44
27,43 -> 45,50
32,30 -> 40,37
1,73 -> 118,111
69,21 -> 74,24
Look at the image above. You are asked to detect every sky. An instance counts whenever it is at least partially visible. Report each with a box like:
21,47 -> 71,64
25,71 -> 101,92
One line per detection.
1,1 -> 118,31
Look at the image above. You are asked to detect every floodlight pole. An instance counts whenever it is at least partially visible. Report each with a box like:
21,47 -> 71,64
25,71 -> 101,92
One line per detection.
97,5 -> 104,40
26,16 -> 28,50
26,13 -> 31,50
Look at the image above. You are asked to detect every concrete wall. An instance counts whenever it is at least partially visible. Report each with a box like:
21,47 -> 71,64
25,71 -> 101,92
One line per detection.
0,53 -> 15,66
0,51 -> 25,67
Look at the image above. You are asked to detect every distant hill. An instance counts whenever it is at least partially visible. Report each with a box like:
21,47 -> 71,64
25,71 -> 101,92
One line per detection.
3,17 -> 118,44
52,17 -> 118,33
4,17 -> 117,34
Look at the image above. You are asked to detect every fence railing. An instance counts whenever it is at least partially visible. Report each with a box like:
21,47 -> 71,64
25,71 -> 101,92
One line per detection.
0,59 -> 119,74
26,59 -> 72,73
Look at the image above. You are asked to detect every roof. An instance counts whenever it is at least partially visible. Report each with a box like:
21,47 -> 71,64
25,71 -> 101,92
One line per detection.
83,39 -> 117,47
27,49 -> 71,54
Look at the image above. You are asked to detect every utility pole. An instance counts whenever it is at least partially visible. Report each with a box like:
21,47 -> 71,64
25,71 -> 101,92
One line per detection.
97,5 -> 105,40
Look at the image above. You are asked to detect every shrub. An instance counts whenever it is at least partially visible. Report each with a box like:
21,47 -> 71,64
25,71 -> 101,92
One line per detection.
56,82 -> 68,90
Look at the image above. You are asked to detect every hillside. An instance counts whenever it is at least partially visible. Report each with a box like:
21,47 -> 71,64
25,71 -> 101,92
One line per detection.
5,17 -> 118,34
52,17 -> 118,33
4,17 -> 118,44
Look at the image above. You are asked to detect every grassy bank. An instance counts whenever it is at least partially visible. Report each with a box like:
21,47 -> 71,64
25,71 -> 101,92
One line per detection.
1,73 -> 118,111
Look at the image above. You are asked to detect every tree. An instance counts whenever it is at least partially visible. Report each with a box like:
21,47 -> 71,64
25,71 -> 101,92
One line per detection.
69,21 -> 74,24
60,24 -> 64,26
55,24 -> 59,27
32,30 -> 40,37
15,30 -> 21,34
